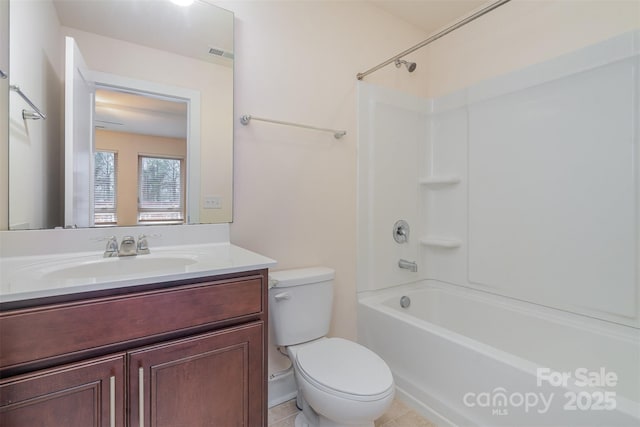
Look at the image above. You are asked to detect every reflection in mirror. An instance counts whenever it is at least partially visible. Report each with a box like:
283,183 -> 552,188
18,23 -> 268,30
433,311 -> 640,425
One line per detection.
7,0 -> 233,230
94,88 -> 188,227
64,54 -> 201,228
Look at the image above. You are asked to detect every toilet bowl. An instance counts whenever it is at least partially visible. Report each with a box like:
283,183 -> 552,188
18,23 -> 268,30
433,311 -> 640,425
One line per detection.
269,267 -> 395,427
289,338 -> 394,427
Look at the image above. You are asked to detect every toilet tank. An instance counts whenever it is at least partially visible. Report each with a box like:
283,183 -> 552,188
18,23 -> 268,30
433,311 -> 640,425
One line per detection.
269,267 -> 335,346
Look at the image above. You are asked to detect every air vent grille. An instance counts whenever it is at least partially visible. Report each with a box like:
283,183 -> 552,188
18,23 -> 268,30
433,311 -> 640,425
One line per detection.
208,47 -> 234,60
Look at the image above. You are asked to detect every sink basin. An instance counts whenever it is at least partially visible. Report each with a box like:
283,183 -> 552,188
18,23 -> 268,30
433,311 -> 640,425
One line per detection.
41,255 -> 199,281
1,242 -> 276,304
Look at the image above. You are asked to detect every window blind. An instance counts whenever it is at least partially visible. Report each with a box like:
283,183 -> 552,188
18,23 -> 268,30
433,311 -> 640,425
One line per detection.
138,156 -> 184,223
94,151 -> 117,225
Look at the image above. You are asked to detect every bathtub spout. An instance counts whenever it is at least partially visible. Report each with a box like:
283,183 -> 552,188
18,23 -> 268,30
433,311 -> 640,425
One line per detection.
398,259 -> 417,272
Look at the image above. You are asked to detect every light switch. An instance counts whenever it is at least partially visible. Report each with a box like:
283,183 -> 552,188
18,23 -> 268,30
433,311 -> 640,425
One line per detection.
203,196 -> 222,209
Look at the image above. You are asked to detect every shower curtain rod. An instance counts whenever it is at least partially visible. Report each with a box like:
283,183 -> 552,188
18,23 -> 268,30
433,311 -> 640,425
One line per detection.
356,0 -> 512,80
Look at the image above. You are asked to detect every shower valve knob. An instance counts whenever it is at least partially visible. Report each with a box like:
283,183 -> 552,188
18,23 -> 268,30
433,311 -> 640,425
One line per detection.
393,220 -> 410,244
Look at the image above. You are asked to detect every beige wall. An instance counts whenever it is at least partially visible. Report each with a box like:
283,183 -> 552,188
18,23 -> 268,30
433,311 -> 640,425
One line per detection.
63,26 -> 233,224
95,130 -> 186,226
215,0 -> 427,374
416,0 -> 640,98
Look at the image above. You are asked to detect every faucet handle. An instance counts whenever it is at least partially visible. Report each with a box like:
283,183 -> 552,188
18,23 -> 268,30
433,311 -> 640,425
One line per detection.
104,236 -> 118,258
137,234 -> 150,255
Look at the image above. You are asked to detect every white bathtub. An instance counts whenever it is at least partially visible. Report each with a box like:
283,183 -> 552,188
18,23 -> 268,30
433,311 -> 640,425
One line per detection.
357,281 -> 640,426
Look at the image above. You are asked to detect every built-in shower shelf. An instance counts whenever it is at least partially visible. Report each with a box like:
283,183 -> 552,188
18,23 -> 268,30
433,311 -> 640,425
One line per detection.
420,237 -> 462,248
419,176 -> 461,186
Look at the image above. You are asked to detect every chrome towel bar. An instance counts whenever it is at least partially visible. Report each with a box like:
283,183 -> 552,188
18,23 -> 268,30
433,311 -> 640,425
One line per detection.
9,84 -> 47,120
240,114 -> 346,139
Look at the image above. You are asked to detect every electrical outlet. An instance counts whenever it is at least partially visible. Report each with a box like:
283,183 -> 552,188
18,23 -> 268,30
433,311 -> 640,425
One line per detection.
203,196 -> 222,209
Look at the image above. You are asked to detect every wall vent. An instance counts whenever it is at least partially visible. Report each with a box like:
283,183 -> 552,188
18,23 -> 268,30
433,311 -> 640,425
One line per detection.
208,47 -> 234,60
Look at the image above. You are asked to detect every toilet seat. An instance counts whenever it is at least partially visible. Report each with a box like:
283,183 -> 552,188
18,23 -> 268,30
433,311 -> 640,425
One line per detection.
294,338 -> 394,402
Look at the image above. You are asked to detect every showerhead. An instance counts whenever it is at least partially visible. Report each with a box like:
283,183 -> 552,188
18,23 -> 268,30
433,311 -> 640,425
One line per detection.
395,59 -> 417,73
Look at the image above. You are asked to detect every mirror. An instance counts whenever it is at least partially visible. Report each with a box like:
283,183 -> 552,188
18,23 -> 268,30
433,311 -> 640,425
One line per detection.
7,0 -> 234,229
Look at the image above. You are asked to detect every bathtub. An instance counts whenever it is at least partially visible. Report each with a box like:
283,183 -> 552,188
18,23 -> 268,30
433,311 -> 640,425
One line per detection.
357,281 -> 640,426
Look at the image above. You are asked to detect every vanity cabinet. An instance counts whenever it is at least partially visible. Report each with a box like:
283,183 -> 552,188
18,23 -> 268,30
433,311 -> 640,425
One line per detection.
130,323 -> 262,427
0,354 -> 125,426
0,269 -> 268,427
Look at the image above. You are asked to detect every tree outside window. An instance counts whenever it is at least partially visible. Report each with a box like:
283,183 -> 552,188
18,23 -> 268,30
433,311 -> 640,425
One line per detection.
138,156 -> 184,223
94,151 -> 117,225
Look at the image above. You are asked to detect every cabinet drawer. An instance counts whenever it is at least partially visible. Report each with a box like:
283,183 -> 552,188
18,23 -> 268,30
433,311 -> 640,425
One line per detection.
0,276 -> 263,370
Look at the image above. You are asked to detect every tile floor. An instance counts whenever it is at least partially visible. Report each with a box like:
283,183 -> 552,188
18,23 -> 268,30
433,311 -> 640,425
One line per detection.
268,398 -> 436,427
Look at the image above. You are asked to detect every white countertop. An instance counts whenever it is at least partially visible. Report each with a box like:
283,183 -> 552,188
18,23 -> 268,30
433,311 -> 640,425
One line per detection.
1,243 -> 276,304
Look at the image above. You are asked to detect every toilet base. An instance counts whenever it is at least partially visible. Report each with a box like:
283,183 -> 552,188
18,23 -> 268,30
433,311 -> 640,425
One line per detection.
294,412 -> 374,427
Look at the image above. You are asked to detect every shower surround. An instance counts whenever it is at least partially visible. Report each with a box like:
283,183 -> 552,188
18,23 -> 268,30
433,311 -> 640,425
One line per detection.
356,31 -> 640,426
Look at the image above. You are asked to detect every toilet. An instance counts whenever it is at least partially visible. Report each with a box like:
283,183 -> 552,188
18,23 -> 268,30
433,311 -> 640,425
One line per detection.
269,267 -> 395,427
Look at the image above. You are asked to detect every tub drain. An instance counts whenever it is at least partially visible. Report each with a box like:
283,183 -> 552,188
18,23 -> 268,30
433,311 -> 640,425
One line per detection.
400,295 -> 411,309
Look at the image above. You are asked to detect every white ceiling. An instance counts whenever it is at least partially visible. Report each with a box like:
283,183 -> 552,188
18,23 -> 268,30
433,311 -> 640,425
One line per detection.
370,0 -> 491,34
94,89 -> 188,139
53,0 -> 234,66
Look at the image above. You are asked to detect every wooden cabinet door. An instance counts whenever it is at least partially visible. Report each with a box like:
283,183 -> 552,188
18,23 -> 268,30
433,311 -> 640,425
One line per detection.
0,354 -> 125,427
129,322 -> 264,427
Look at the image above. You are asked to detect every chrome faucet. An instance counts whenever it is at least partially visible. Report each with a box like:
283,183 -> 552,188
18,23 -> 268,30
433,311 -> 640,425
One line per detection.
118,235 -> 137,257
398,259 -> 418,272
103,235 -> 151,257
103,236 -> 119,258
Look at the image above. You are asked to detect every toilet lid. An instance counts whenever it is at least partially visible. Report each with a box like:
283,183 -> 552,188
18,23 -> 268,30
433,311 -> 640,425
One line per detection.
295,338 -> 393,397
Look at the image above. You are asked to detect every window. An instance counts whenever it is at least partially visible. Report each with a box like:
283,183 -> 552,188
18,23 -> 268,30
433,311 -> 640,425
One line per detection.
94,151 -> 117,225
138,156 -> 184,223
